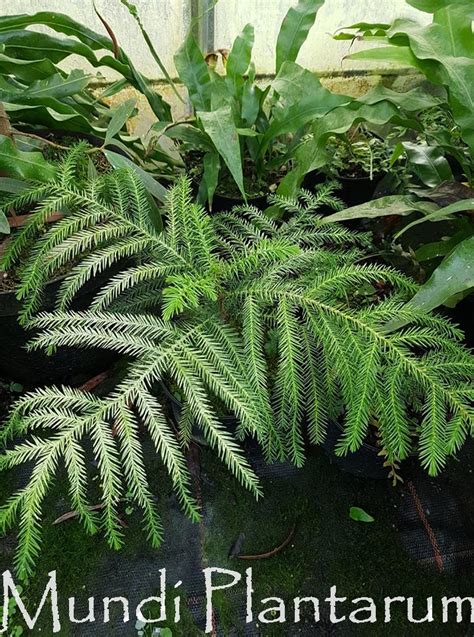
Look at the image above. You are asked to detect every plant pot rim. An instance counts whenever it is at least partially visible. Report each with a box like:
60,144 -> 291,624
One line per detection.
336,172 -> 384,183
0,270 -> 69,300
332,417 -> 418,459
332,418 -> 380,454
214,191 -> 267,202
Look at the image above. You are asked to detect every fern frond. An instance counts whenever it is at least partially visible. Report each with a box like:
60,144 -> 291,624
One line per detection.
114,406 -> 164,545
274,297 -> 305,467
135,391 -> 199,521
91,263 -> 177,311
168,354 -> 261,497
3,161 -> 473,579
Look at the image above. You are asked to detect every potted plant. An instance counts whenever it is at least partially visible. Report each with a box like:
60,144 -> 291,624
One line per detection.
393,188 -> 474,344
385,106 -> 472,192
417,106 -> 472,186
324,129 -> 393,206
335,0 -> 474,168
157,0 -> 353,209
0,10 -> 180,192
1,166 -> 472,578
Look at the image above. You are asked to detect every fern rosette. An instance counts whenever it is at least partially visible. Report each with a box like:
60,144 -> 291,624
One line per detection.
0,152 -> 473,577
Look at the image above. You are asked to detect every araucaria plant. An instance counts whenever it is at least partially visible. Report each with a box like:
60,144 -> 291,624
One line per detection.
1,159 -> 473,578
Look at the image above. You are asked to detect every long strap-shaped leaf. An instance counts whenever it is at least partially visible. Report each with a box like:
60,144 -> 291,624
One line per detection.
276,0 -> 325,73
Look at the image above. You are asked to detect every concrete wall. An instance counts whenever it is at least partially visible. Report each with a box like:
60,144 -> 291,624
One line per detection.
215,0 -> 427,75
4,0 -> 429,79
3,0 -> 189,78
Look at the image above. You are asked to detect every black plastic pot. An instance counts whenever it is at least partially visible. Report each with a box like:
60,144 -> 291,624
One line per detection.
322,420 -> 388,480
450,294 -> 474,350
302,170 -> 327,191
160,382 -> 238,435
211,192 -> 268,213
338,174 -> 384,207
0,272 -> 117,387
446,155 -> 466,183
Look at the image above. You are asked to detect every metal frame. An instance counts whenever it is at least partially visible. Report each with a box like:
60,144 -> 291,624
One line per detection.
190,0 -> 215,54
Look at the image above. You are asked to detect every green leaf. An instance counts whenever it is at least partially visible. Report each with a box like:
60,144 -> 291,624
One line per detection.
226,24 -> 255,83
174,32 -> 211,112
340,22 -> 392,30
385,9 -> 474,154
165,123 -> 214,153
0,178 -> 28,194
202,152 -> 220,211
402,142 -> 453,188
323,195 -> 436,224
408,236 -> 474,312
236,128 -> 259,137
407,0 -> 473,12
395,199 -> 474,238
3,102 -> 97,136
96,78 -> 130,101
104,150 -> 167,205
0,12 -> 171,122
276,0 -> 325,73
0,12 -> 116,51
105,99 -> 136,146
117,0 -> 183,103
0,135 -> 56,182
259,91 -> 349,160
0,29 -> 99,65
416,226 -> 471,261
0,70 -> 90,103
0,211 -> 10,235
273,61 -> 350,108
0,51 -> 61,83
347,45 -> 420,68
349,507 -> 375,523
275,100 -> 420,201
198,106 -> 245,199
358,85 -> 442,112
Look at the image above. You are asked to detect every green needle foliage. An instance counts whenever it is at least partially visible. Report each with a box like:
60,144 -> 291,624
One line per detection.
1,154 -> 473,578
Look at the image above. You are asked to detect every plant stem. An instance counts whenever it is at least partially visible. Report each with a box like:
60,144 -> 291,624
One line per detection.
11,131 -> 102,154
0,103 -> 12,138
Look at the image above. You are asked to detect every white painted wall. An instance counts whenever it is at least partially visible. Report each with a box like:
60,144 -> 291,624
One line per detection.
2,0 -> 189,78
215,0 -> 429,74
4,0 -> 429,78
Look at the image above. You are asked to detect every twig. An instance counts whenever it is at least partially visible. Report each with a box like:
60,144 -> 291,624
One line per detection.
11,131 -> 70,151
8,212 -> 63,229
11,131 -> 102,154
236,523 -> 297,560
80,370 -> 110,393
407,481 -> 444,573
93,1 -> 120,59
53,504 -> 104,525
53,503 -> 128,528
0,103 -> 12,139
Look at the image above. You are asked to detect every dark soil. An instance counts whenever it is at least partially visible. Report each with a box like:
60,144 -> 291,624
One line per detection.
1,370 -> 474,635
0,250 -> 72,293
0,380 -> 17,419
185,150 -> 285,200
0,269 -> 17,293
